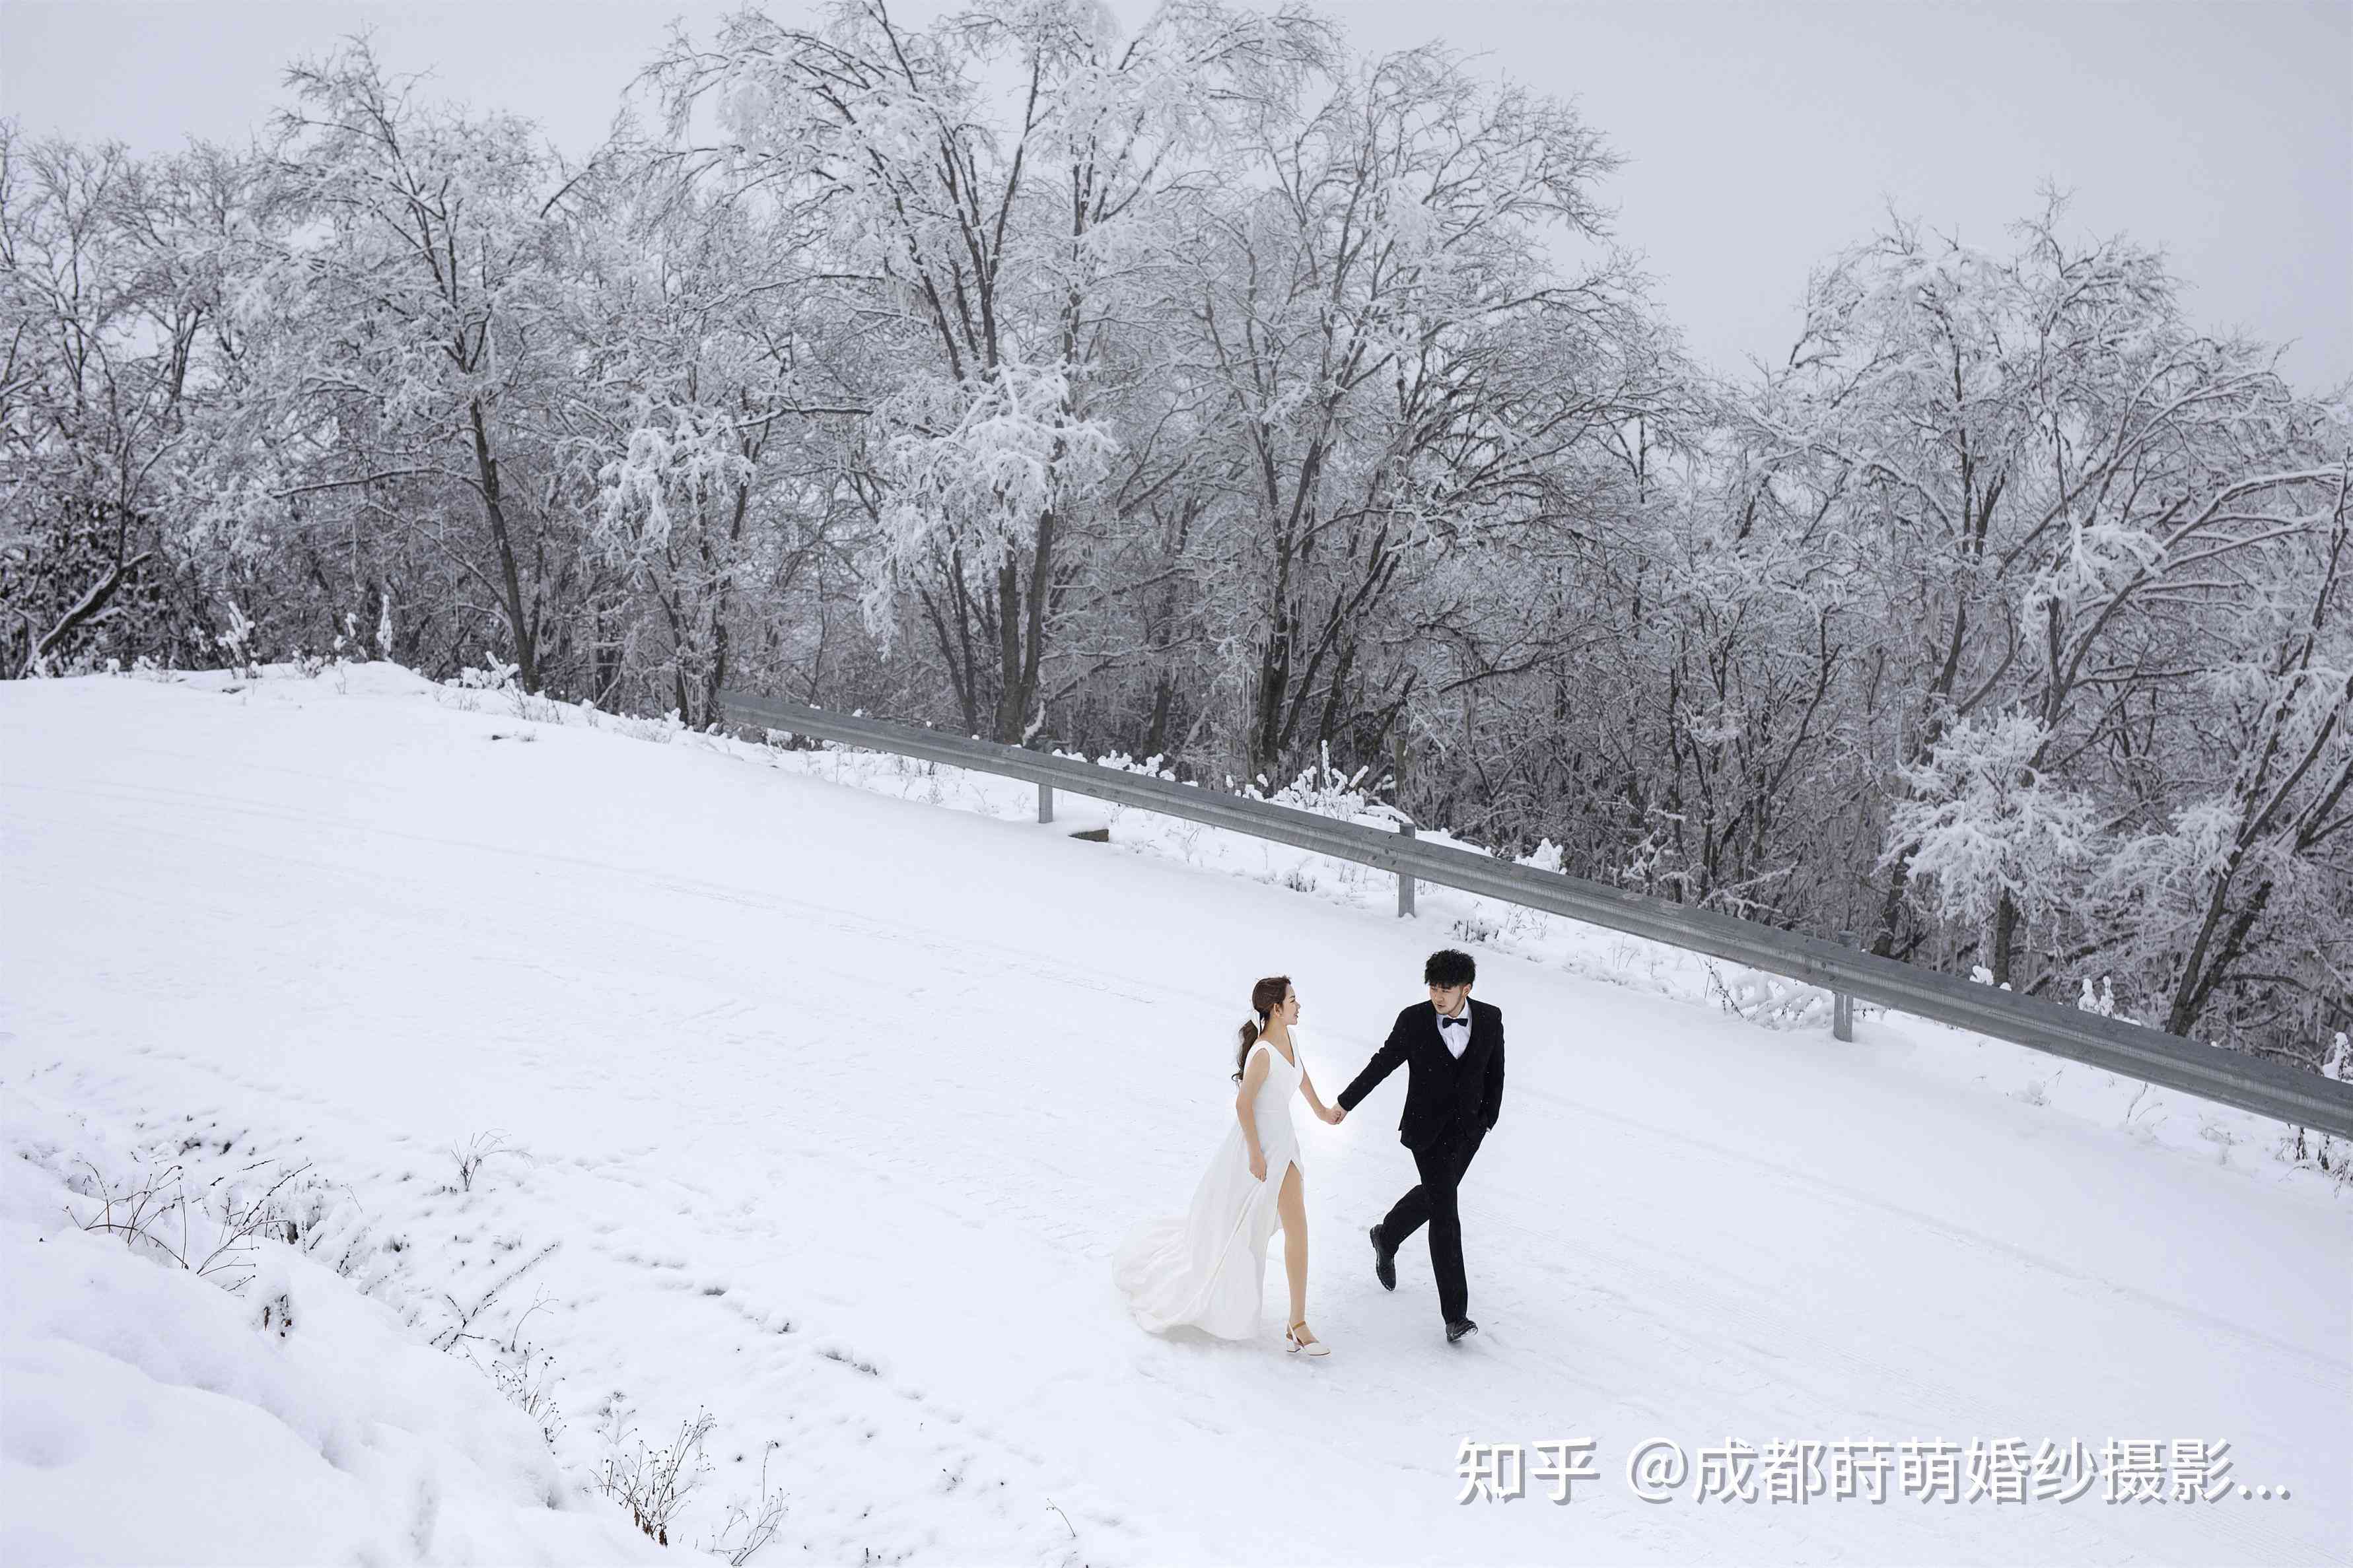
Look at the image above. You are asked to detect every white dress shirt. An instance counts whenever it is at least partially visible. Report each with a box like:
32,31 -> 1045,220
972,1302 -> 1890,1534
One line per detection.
1437,1005 -> 1471,1059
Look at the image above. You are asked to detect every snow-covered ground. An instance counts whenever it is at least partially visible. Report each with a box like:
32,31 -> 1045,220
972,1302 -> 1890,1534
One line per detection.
753,725 -> 2350,1178
2,664 -> 2345,1566
0,1103 -> 665,1566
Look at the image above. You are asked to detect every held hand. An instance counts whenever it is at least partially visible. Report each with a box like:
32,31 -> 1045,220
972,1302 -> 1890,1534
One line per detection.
1320,1104 -> 1345,1125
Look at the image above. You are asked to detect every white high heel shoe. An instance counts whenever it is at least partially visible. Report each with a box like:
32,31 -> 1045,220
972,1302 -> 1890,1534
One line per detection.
1285,1320 -> 1331,1357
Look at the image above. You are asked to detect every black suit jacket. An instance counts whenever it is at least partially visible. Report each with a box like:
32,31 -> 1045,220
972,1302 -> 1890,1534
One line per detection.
1337,999 -> 1505,1150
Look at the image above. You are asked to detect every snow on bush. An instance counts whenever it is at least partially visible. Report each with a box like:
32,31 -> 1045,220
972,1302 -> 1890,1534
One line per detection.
1883,710 -> 2101,930
1242,745 -> 1407,829
0,1122 -> 662,1566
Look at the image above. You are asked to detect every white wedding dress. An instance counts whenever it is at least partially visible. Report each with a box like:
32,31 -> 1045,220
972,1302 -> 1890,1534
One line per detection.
1115,1035 -> 1306,1339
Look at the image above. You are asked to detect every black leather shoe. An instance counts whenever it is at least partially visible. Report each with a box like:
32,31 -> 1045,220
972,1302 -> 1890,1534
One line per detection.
1369,1224 -> 1397,1291
1446,1317 -> 1479,1344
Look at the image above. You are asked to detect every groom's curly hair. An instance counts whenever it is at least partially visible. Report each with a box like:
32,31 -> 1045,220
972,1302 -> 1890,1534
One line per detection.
1424,949 -> 1477,988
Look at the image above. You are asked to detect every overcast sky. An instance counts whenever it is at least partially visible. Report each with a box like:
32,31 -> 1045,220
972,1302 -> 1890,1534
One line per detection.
4,0 -> 2346,389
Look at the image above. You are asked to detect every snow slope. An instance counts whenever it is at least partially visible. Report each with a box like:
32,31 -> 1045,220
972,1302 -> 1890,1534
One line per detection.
0,1107 -> 666,1567
2,665 -> 2346,1566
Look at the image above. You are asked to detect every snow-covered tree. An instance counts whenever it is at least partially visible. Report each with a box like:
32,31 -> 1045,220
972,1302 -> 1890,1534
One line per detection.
1,127 -> 260,675
553,158 -> 857,725
2086,471 -> 2352,1054
1751,200 -> 2349,995
250,41 -> 573,689
1165,43 -> 1651,780
657,0 -> 1323,741
1885,709 -> 2103,974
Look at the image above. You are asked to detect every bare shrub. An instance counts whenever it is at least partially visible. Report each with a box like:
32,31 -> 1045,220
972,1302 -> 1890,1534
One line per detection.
594,1395 -> 715,1548
429,1239 -> 560,1350
69,1155 -> 313,1293
474,1297 -> 567,1449
448,1130 -> 519,1193
704,1440 -> 787,1565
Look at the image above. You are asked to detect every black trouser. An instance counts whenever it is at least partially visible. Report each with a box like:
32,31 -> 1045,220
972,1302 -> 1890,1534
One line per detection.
1380,1128 -> 1485,1324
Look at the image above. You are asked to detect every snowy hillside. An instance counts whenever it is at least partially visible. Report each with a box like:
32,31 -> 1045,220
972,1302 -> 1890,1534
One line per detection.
2,665 -> 2346,1567
0,1108 -> 664,1566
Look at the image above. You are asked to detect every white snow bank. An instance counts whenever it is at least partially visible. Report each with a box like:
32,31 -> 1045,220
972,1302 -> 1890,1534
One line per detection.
0,1114 -> 663,1567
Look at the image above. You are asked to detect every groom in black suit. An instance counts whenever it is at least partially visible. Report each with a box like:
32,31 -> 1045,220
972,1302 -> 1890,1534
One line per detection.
1336,948 -> 1504,1343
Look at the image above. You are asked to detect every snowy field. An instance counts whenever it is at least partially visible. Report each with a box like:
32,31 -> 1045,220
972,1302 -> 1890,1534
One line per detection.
3,664 -> 2346,1567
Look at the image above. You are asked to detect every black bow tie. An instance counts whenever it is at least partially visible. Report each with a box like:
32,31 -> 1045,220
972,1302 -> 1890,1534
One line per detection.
1439,1013 -> 1467,1028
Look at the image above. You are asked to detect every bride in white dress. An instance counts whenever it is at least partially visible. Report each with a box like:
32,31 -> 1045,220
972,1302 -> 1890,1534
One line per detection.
1114,976 -> 1344,1355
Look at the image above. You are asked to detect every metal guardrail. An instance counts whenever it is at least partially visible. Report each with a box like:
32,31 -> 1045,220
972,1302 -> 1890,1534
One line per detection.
720,689 -> 2353,1138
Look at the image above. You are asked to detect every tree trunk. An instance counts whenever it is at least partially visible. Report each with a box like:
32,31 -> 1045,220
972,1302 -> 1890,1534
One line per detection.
2165,875 -> 2274,1039
993,553 -> 1025,743
1144,671 -> 1174,759
1990,888 -> 2019,988
991,510 -> 1057,745
27,541 -> 152,676
466,396 -> 538,691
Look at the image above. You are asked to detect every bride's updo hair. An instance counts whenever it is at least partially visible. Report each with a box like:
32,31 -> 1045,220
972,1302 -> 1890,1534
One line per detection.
1233,975 -> 1293,1081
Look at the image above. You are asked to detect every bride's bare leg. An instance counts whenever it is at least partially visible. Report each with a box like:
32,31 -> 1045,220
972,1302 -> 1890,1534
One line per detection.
1277,1163 -> 1310,1328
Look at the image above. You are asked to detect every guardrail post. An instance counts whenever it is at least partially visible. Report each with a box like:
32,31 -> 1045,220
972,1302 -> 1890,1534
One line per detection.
1397,823 -> 1416,917
1038,782 -> 1054,825
1833,929 -> 1856,1041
